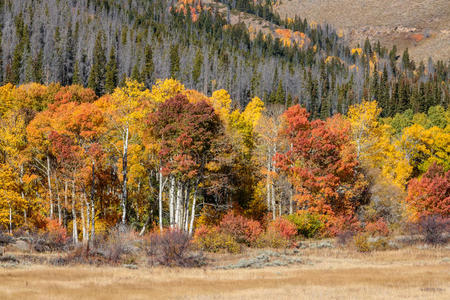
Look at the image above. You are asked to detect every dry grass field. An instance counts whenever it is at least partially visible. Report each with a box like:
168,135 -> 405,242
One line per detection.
275,0 -> 450,62
0,247 -> 449,299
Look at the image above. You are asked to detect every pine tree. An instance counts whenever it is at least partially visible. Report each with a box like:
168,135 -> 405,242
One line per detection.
170,44 -> 180,79
88,32 -> 106,95
192,49 -> 203,86
72,60 -> 81,85
141,45 -> 154,87
320,94 -> 331,120
105,46 -> 118,94
131,63 -> 141,82
64,21 -> 75,85
402,48 -> 410,71
33,50 -> 43,84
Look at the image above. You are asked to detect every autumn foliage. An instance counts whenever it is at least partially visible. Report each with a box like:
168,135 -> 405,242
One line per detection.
406,163 -> 450,218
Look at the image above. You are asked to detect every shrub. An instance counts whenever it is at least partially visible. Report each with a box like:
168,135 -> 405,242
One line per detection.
267,218 -> 297,240
354,233 -> 370,253
45,218 -> 69,246
0,232 -> 14,246
336,230 -> 355,246
148,230 -> 204,267
34,219 -> 69,252
193,226 -> 241,254
365,218 -> 390,237
255,230 -> 290,249
417,215 -> 449,245
219,211 -> 263,245
354,233 -> 391,252
286,212 -> 324,238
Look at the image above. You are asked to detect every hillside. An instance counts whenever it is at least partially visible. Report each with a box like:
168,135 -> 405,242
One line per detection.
275,0 -> 450,62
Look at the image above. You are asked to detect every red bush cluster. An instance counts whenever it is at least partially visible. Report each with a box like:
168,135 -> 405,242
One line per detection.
219,211 -> 263,244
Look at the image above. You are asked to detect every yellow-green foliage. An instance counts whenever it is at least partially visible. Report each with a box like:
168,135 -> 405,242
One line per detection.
194,227 -> 241,254
254,230 -> 290,249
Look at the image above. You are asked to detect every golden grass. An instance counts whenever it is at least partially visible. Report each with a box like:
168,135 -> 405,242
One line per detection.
0,247 -> 448,299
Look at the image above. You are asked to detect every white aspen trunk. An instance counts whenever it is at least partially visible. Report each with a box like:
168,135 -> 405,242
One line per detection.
121,126 -> 129,224
64,180 -> 68,227
271,145 -> 277,220
90,162 -> 95,244
19,165 -> 27,225
80,196 -> 87,243
9,203 -> 12,235
289,188 -> 293,215
175,181 -> 183,228
271,181 -> 276,220
56,179 -> 62,224
184,186 -> 191,232
188,188 -> 197,236
71,180 -> 78,244
158,170 -> 167,231
266,152 -> 271,211
169,177 -> 175,228
47,155 -> 53,219
85,193 -> 90,242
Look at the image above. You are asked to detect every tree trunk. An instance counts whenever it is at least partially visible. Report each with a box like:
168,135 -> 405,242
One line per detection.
80,195 -> 87,243
175,181 -> 183,228
158,169 -> 167,231
188,187 -> 197,236
183,185 -> 191,232
90,162 -> 95,244
71,180 -> 78,244
169,176 -> 175,228
266,152 -> 271,211
289,188 -> 293,215
47,155 -> 53,219
9,203 -> 12,235
121,126 -> 129,224
64,180 -> 68,228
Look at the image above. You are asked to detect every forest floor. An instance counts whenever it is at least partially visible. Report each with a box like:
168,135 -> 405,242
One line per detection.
0,246 -> 449,299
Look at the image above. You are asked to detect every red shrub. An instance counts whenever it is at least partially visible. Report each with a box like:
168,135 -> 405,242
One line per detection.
406,163 -> 450,218
219,211 -> 262,244
267,218 -> 297,240
45,218 -> 68,245
328,215 -> 361,237
365,218 -> 389,237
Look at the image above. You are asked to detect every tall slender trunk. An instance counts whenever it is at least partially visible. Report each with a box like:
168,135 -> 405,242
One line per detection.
189,186 -> 197,236
71,180 -> 78,244
19,164 -> 27,225
56,179 -> 62,224
80,194 -> 87,243
64,180 -> 68,228
9,203 -> 12,234
121,126 -> 129,224
158,170 -> 167,231
175,181 -> 183,228
266,152 -> 271,211
289,188 -> 293,215
90,162 -> 95,243
169,176 -> 175,228
184,185 -> 191,231
47,155 -> 53,219
271,180 -> 276,220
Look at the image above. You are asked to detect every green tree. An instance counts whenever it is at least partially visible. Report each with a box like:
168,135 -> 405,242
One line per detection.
170,44 -> 180,79
192,49 -> 203,86
88,32 -> 106,95
105,46 -> 118,94
141,45 -> 154,87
